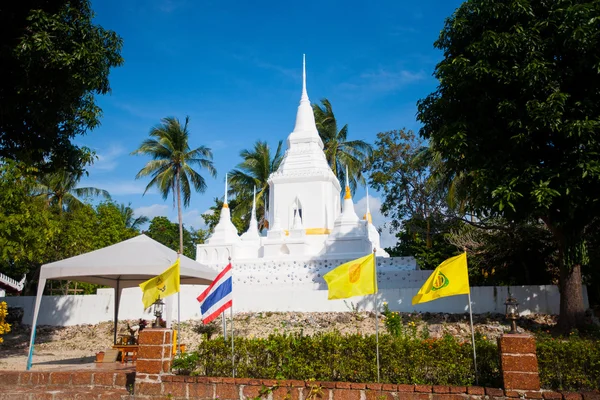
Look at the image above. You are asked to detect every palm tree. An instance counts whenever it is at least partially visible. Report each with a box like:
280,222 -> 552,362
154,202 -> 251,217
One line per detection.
312,98 -> 373,192
118,203 -> 149,231
35,170 -> 110,212
132,116 -> 217,253
228,140 -> 284,230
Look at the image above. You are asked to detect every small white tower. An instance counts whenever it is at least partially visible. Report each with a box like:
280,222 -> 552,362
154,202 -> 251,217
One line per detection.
241,186 -> 261,241
364,186 -> 389,257
206,173 -> 241,245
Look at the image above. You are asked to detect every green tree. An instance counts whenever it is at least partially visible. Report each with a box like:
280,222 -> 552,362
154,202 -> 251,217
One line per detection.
132,116 -> 217,254
0,0 -> 123,173
145,216 -> 198,259
417,0 -> 600,330
313,99 -> 373,192
228,140 -> 283,230
0,161 -> 56,279
118,203 -> 149,231
35,169 -> 110,212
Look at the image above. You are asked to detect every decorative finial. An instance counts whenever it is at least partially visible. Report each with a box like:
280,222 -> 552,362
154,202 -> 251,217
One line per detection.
223,173 -> 229,208
344,166 -> 351,199
252,186 -> 256,213
364,185 -> 373,223
301,54 -> 308,102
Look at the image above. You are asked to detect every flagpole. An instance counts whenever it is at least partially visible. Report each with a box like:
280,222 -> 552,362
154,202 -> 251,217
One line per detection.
468,292 -> 478,385
229,257 -> 235,378
373,248 -> 380,383
177,253 -> 181,355
222,312 -> 227,340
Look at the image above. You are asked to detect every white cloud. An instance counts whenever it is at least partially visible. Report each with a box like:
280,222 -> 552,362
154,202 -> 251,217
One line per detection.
84,181 -> 152,196
92,144 -> 125,172
339,68 -> 425,94
182,209 -> 209,230
134,204 -> 170,220
354,194 -> 398,249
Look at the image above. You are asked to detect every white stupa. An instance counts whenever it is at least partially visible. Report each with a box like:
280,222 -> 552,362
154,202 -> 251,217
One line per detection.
195,56 -> 421,312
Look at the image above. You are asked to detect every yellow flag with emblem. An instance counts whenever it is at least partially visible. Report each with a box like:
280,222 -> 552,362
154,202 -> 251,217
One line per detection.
139,259 -> 181,309
323,253 -> 377,300
412,252 -> 470,305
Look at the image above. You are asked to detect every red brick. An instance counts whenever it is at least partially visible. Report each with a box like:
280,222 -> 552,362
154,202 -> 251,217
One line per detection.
485,388 -> 504,397
162,360 -> 171,373
138,329 -> 170,345
582,393 -> 600,400
562,393 -> 583,400
501,354 -> 539,373
350,382 -> 366,390
333,389 -> 361,400
273,386 -> 294,400
399,394 -> 431,400
221,377 -> 236,384
17,372 -> 31,385
450,387 -> 467,394
261,378 -> 277,387
367,383 -> 383,390
542,392 -> 562,400
216,383 -> 239,400
71,372 -> 93,385
286,379 -> 305,387
416,385 -> 433,393
336,381 -> 352,389
29,372 -> 49,386
184,376 -> 196,383
503,372 -> 540,391
162,382 -> 187,397
434,386 -> 451,394
208,376 -> 223,383
136,359 -> 162,375
499,335 -> 537,354
366,390 -> 384,400
433,395 -> 468,400
246,379 -> 261,386
137,345 -> 163,360
382,383 -> 397,391
189,382 -> 213,398
114,372 -> 130,387
467,387 -> 485,395
49,372 -> 72,385
243,384 -> 264,399
136,382 -> 161,396
320,381 -> 337,389
524,391 -> 543,399
399,384 -> 416,392
93,372 -> 115,387
172,375 -> 185,382
505,391 -> 521,397
30,393 -> 54,400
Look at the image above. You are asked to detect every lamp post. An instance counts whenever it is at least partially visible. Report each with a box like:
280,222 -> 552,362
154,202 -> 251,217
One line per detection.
504,296 -> 519,334
152,297 -> 165,328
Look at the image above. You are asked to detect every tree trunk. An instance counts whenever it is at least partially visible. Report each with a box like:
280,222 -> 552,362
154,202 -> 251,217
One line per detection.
176,169 -> 184,255
558,261 -> 586,331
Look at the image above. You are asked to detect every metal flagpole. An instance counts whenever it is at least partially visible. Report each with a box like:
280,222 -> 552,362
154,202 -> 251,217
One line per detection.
177,254 -> 181,355
468,292 -> 479,385
230,257 -> 235,378
373,248 -> 380,383
222,312 -> 227,340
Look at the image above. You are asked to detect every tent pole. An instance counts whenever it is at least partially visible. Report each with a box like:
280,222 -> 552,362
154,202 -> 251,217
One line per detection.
26,276 -> 46,370
113,278 -> 121,345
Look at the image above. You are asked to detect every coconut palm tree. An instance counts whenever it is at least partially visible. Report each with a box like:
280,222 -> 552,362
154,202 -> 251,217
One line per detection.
228,140 -> 284,230
35,170 -> 110,212
118,203 -> 149,231
312,98 -> 373,192
132,116 -> 217,253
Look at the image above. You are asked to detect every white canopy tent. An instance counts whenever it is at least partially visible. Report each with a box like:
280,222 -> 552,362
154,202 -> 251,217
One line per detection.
26,234 -> 217,370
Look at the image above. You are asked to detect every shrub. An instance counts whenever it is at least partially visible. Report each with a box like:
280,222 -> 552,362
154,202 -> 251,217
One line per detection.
192,321 -> 220,340
537,333 -> 600,391
0,302 -> 10,344
191,331 -> 500,387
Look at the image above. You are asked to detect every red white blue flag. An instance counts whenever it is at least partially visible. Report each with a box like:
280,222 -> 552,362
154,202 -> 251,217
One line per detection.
197,263 -> 232,324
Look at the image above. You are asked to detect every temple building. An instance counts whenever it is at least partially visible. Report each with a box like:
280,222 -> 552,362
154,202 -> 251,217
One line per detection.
195,57 -> 424,312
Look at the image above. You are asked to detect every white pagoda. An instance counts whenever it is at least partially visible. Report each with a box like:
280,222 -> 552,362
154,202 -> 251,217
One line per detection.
195,56 -> 423,312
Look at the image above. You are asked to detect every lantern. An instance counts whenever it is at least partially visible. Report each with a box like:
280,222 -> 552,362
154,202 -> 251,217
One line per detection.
152,297 -> 165,328
504,296 -> 519,334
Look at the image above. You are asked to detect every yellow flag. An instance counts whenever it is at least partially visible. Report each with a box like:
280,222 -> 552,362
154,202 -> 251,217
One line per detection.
324,253 -> 377,300
412,252 -> 470,305
139,259 -> 181,309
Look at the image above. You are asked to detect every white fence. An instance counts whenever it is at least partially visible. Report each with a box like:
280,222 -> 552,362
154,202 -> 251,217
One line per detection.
1,285 -> 587,327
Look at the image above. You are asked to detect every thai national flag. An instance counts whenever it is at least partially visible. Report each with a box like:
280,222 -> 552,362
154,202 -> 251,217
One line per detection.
197,263 -> 232,324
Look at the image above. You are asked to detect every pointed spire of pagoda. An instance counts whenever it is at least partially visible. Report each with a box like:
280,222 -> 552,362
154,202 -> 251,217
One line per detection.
242,186 -> 260,241
288,55 -> 324,149
206,173 -> 240,244
223,173 -> 229,208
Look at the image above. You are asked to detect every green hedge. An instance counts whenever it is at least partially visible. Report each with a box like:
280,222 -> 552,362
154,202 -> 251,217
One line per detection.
188,332 -> 500,387
537,335 -> 600,391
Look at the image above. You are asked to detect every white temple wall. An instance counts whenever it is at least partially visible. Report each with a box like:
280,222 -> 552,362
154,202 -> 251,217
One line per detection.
1,284 -> 587,327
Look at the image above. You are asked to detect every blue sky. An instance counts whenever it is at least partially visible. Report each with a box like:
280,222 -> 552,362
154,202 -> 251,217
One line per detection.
78,0 -> 462,245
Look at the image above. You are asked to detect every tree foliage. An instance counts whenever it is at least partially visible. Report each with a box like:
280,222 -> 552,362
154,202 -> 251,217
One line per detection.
228,140 -> 283,230
145,216 -> 206,260
313,99 -> 373,192
417,0 -> 600,330
133,116 -> 216,254
0,0 -> 123,173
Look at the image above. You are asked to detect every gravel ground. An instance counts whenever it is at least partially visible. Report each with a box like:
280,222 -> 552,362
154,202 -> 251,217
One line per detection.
0,311 -> 557,371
